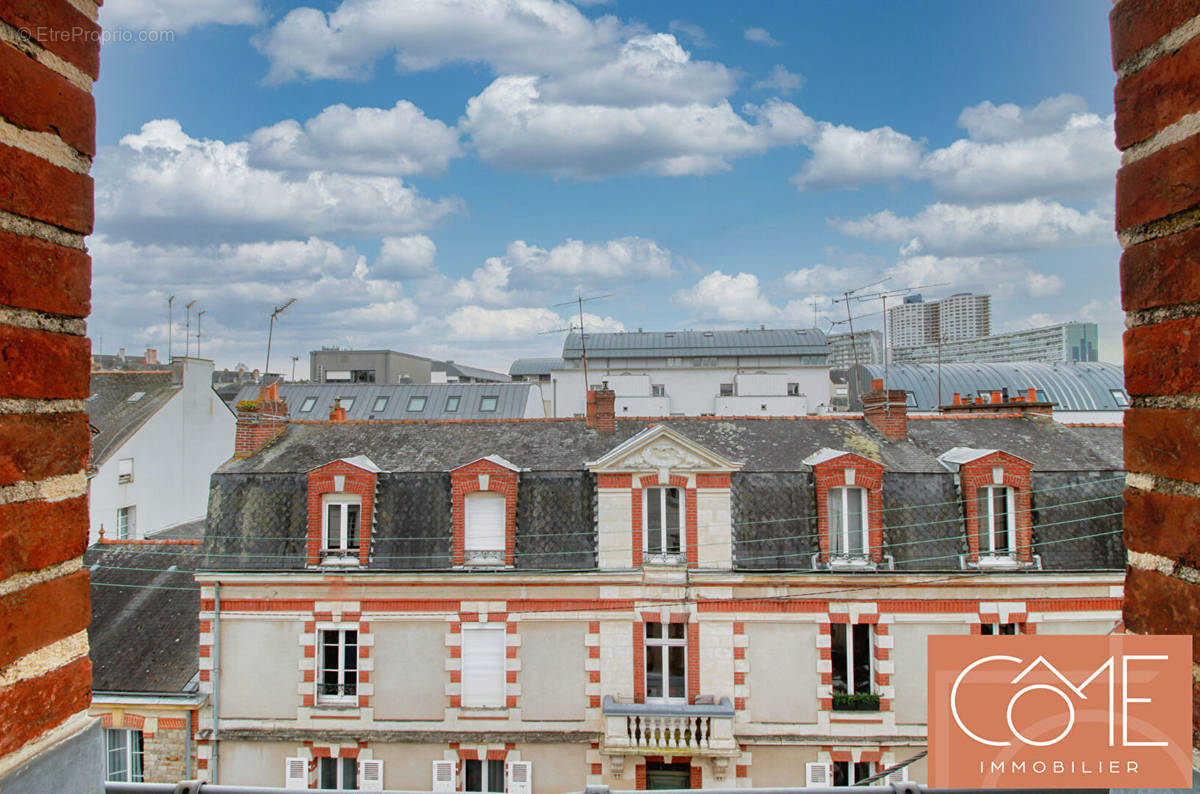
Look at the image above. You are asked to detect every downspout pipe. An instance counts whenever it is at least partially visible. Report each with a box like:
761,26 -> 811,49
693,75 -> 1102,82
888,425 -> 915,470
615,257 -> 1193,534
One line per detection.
185,708 -> 192,778
212,581 -> 221,783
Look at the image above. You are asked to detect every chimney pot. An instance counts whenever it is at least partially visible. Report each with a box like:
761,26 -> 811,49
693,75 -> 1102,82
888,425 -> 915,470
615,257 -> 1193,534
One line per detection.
1027,387 -> 1037,402
871,378 -> 883,391
990,390 -> 1002,404
586,388 -> 616,433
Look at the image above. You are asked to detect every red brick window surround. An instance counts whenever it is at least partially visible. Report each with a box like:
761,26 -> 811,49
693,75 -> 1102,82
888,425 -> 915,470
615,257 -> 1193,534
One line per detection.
306,459 -> 378,566
633,474 -> 698,568
451,457 -> 520,567
808,452 -> 885,565
633,613 -> 699,704
957,452 -> 1033,565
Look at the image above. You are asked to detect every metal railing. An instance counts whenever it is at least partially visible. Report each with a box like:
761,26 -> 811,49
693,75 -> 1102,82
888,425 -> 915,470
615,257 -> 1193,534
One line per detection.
600,696 -> 737,755
105,783 -> 1108,794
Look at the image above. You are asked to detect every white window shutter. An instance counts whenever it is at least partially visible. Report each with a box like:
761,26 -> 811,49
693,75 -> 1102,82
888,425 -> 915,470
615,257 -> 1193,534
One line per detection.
360,759 -> 384,791
465,492 -> 506,553
508,761 -> 532,794
285,757 -> 308,789
881,765 -> 908,785
804,762 -> 831,787
432,760 -> 456,792
461,627 -> 506,707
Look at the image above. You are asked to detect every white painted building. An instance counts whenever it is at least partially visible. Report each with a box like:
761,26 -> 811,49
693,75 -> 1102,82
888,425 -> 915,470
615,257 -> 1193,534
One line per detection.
87,358 -> 236,544
549,329 -> 831,417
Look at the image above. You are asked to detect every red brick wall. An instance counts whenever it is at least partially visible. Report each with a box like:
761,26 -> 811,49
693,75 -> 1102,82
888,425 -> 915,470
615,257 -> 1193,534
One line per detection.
0,0 -> 99,774
306,461 -> 377,565
1110,0 -> 1200,753
811,454 -> 885,563
957,452 -> 1034,564
450,458 -> 519,566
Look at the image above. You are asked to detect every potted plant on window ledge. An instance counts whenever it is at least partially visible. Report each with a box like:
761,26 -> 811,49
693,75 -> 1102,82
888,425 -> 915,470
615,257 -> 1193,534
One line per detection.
832,692 -> 881,711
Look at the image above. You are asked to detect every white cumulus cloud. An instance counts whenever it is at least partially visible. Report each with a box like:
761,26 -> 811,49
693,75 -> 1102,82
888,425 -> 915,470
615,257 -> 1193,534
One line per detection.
95,120 -> 462,244
674,271 -> 779,323
101,0 -> 264,34
375,235 -> 437,279
744,27 -> 780,46
753,65 -> 804,94
444,306 -> 623,341
248,101 -> 462,177
503,236 -> 674,279
791,123 -> 923,192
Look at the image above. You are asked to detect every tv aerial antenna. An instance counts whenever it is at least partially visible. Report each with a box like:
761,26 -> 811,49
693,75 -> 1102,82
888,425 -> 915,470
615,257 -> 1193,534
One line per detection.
544,293 -> 611,390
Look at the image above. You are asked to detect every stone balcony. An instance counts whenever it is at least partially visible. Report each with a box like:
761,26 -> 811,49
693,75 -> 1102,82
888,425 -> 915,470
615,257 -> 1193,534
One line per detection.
600,695 -> 738,759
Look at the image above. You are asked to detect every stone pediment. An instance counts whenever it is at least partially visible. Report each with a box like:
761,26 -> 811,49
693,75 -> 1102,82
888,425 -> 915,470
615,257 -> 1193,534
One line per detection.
587,424 -> 742,474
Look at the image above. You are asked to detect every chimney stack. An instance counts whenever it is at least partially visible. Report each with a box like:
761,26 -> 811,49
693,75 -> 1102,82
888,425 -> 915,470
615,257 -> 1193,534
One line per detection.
861,381 -> 908,440
586,385 -> 616,434
145,348 -> 158,365
329,399 -> 347,422
234,383 -> 288,458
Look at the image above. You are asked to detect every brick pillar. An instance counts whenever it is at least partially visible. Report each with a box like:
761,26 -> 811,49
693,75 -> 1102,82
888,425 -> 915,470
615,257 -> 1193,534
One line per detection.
1110,0 -> 1200,757
0,0 -> 103,786
861,388 -> 908,440
233,384 -> 288,457
586,388 -> 616,433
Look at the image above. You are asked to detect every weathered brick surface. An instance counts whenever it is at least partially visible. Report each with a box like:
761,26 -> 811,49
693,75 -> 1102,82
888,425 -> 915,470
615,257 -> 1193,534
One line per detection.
143,725 -> 188,782
1120,224 -> 1200,310
0,141 -> 93,233
0,412 -> 89,486
1115,132 -> 1200,231
1124,488 -> 1200,568
1115,33 -> 1200,149
0,228 -> 90,317
0,325 -> 90,399
0,495 -> 87,578
0,570 -> 90,669
1124,317 -> 1200,395
0,656 -> 91,758
1110,0 -> 1200,68
0,0 -> 101,80
1124,408 -> 1200,483
0,42 -> 95,156
1123,566 -> 1200,664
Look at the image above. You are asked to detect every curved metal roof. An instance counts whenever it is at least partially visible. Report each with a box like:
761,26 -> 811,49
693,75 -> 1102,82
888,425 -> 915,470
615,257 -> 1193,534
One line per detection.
849,362 -> 1127,412
509,357 -> 561,376
563,329 -> 829,360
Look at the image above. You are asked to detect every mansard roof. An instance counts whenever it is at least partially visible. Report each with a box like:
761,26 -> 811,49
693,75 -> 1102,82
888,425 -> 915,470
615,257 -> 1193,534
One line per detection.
220,415 -> 1122,476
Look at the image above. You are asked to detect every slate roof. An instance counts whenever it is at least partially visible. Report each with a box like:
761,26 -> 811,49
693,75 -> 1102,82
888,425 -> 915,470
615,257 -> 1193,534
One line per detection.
562,329 -> 829,360
87,371 -> 179,468
221,415 -> 1122,475
432,361 -> 511,382
509,357 -> 561,377
849,362 -> 1128,412
231,382 -> 538,421
86,542 -> 200,693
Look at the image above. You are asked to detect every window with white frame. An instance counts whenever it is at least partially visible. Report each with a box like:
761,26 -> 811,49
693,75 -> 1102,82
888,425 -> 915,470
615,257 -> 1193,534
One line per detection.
104,727 -> 144,782
644,622 -> 686,702
644,487 -> 683,563
833,760 -> 873,787
651,384 -> 666,397
830,623 -> 876,710
976,485 -> 1015,558
464,759 -> 505,792
319,757 -> 358,789
317,628 -> 358,704
117,506 -> 135,540
461,626 -> 506,708
827,486 -> 868,560
464,491 -> 506,566
323,494 -> 361,557
117,458 -> 133,484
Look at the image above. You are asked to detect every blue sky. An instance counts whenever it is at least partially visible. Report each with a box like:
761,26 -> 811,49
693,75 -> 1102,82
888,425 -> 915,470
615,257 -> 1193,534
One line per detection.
90,0 -> 1121,376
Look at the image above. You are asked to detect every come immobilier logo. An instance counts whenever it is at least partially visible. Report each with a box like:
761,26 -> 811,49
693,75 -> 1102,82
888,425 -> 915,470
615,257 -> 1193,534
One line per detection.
928,635 -> 1192,788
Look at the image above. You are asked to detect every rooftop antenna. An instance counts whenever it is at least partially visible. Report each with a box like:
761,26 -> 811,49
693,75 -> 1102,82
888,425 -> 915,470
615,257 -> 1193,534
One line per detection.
551,293 -> 611,393
196,309 -> 206,357
832,278 -> 889,402
265,298 -> 296,381
848,281 -> 949,395
291,355 -> 299,382
167,295 -> 175,362
184,300 -> 196,358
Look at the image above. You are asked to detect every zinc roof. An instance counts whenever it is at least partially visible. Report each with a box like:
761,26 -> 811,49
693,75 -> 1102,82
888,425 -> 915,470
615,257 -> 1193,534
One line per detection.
562,329 -> 829,360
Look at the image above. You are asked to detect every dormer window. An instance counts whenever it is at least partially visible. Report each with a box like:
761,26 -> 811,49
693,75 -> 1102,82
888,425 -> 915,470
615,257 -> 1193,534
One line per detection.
464,491 -> 505,566
323,494 -> 361,560
644,486 -> 683,564
828,486 -> 868,561
977,486 -> 1015,559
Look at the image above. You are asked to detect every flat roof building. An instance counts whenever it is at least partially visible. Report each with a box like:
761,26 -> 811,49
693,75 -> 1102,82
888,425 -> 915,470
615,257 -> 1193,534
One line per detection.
888,322 -> 1098,365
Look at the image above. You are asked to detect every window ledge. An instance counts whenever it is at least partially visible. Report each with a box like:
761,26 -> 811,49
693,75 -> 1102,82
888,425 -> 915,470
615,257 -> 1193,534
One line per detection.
313,702 -> 359,710
829,557 -> 876,571
320,555 -> 362,567
458,706 -> 508,717
975,556 -> 1021,570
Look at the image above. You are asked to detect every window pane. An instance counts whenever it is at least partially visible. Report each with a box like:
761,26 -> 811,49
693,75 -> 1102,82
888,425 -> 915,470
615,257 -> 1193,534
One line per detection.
828,490 -> 844,555
665,489 -> 680,553
1000,623 -> 1017,635
347,505 -> 360,549
646,646 -> 663,698
320,757 -> 337,789
852,624 -> 871,695
667,623 -> 685,640
976,489 -> 991,552
466,759 -> 482,792
994,489 -> 1010,553
646,490 -> 662,553
446,396 -> 461,412
343,757 -> 358,789
131,730 -> 144,783
854,762 -> 872,784
981,623 -> 994,635
646,622 -> 663,640
480,396 -> 498,412
830,623 -> 847,693
668,645 -> 686,698
326,504 -> 341,549
373,396 -> 388,412
487,759 -> 506,792
106,729 -> 128,781
846,489 -> 864,555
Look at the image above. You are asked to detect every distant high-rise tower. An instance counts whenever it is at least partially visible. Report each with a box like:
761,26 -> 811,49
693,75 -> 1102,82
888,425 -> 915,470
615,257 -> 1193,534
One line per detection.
888,292 -> 990,348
